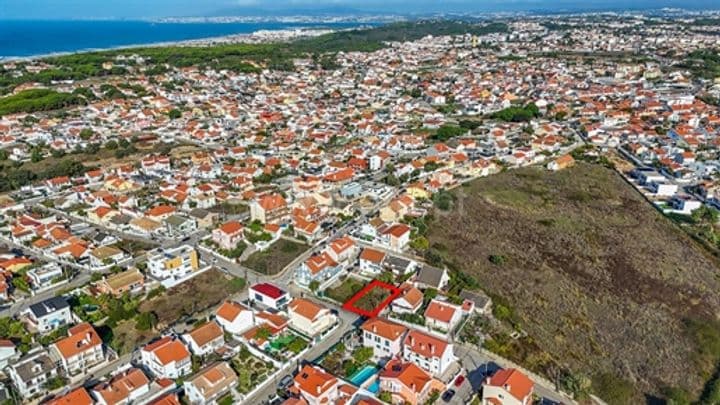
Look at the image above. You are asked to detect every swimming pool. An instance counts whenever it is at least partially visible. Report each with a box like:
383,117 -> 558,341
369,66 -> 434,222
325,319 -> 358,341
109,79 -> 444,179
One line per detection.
349,365 -> 379,387
368,380 -> 380,393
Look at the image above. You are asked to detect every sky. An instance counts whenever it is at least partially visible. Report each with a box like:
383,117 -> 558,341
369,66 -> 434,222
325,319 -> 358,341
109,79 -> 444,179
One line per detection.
2,0 -> 718,19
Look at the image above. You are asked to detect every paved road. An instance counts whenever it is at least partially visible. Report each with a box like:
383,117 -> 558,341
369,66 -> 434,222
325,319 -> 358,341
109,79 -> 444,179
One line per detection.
454,344 -> 574,404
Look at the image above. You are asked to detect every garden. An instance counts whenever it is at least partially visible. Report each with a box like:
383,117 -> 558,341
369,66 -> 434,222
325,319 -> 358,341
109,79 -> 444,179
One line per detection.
319,342 -> 375,379
232,346 -> 276,395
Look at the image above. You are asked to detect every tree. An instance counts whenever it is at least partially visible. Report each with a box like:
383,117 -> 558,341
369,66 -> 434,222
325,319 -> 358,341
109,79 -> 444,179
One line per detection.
255,326 -> 272,340
135,312 -> 157,331
0,149 -> 8,161
79,128 -> 94,140
167,109 -> 182,119
31,148 -> 43,163
309,280 -> 320,292
423,288 -> 438,302
105,140 -> 118,150
352,346 -> 373,364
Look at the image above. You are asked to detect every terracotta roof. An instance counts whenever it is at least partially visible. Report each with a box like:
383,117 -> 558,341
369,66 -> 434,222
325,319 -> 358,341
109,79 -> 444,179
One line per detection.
361,318 -> 408,342
53,323 -> 102,359
218,220 -> 243,235
289,298 -> 327,322
216,300 -> 248,322
45,387 -> 94,405
294,364 -> 338,398
187,321 -> 223,348
424,300 -> 458,323
380,358 -> 432,394
486,368 -> 533,402
93,368 -> 150,405
143,337 -> 190,365
403,330 -> 449,359
359,248 -> 385,264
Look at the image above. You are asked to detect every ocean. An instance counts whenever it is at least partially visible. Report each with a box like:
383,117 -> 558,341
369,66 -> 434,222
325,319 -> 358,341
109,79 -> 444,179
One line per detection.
0,20 -> 367,59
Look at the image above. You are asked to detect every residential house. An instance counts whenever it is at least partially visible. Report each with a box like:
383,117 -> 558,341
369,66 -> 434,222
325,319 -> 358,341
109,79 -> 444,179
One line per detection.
424,300 -> 463,333
45,387 -> 94,405
50,323 -> 105,376
359,248 -> 386,275
182,321 -> 225,356
402,330 -> 455,377
288,298 -> 337,341
147,245 -> 200,288
361,318 -> 408,360
250,193 -> 289,224
414,265 -> 450,291
164,215 -> 197,237
7,348 -> 61,398
183,362 -> 238,405
91,367 -> 151,405
293,364 -> 339,405
89,245 -> 126,268
95,268 -> 145,297
295,252 -> 341,288
24,296 -> 73,333
482,368 -> 534,405
140,337 -> 192,379
546,154 -> 575,171
326,235 -> 358,265
26,263 -> 63,291
249,282 -> 290,310
391,283 -> 423,314
379,359 -> 445,405
380,223 -> 411,251
215,300 -> 254,335
211,221 -> 244,250
0,340 -> 17,369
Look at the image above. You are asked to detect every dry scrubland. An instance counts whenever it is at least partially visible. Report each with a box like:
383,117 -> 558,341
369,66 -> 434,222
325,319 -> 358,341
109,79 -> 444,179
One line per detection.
427,162 -> 720,401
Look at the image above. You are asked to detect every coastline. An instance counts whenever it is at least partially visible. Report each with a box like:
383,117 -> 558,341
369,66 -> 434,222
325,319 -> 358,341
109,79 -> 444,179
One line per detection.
0,23 -> 370,63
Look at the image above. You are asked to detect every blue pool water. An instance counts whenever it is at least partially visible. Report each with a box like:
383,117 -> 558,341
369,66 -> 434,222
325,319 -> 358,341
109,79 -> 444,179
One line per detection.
368,380 -> 380,393
349,365 -> 379,387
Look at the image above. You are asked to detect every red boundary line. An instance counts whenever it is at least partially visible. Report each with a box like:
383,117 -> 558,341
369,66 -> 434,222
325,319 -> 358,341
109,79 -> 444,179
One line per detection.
342,279 -> 401,318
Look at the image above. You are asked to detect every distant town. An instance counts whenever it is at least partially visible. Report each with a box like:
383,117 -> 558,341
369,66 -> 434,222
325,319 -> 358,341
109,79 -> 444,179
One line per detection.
0,10 -> 719,405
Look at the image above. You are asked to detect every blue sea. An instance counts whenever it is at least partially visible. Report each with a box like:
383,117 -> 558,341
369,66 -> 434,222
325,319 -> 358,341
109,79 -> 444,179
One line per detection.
0,20 -> 368,59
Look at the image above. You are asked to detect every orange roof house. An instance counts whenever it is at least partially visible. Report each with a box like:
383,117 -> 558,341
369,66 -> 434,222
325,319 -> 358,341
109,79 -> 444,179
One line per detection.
482,368 -> 534,405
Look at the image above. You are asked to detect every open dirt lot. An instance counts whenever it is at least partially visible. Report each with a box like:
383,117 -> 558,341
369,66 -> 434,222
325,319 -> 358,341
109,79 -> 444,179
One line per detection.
426,162 -> 720,401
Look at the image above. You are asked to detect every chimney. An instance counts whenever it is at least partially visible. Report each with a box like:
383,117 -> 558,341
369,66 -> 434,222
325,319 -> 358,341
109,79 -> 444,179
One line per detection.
372,325 -> 377,333
316,386 -> 321,395
504,384 -> 511,392
430,344 -> 435,355
409,335 -> 414,345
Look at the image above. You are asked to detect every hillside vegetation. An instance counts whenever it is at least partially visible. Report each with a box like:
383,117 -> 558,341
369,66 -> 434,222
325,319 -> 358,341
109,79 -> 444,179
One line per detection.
426,163 -> 720,402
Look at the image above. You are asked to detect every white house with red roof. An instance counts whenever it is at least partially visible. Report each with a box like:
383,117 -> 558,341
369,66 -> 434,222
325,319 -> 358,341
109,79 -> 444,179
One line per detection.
402,330 -> 456,377
140,337 -> 192,379
325,235 -> 358,265
481,368 -> 534,405
293,364 -> 339,405
249,282 -> 289,310
211,220 -> 244,250
288,298 -> 337,341
50,323 -> 105,376
295,252 -> 341,288
215,300 -> 254,336
361,318 -> 408,360
424,299 -> 463,332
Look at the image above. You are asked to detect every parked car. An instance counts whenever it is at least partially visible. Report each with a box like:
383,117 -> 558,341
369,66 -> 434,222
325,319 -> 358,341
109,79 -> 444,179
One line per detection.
454,375 -> 465,387
278,375 -> 293,390
442,389 -> 456,402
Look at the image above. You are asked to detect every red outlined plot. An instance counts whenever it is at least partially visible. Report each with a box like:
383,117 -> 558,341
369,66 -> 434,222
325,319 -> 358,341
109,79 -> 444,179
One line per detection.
342,279 -> 401,318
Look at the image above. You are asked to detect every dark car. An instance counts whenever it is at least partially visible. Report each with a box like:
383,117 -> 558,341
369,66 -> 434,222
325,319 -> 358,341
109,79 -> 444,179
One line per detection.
442,389 -> 456,402
278,375 -> 293,389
